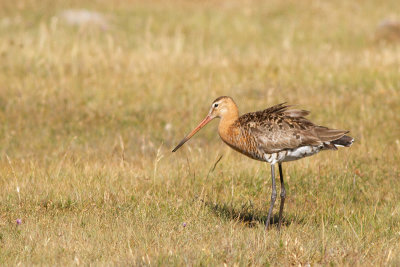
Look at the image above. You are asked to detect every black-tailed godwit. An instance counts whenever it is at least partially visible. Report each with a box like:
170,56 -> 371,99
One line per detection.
172,96 -> 354,230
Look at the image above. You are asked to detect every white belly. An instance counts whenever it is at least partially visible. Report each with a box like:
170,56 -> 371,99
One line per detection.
263,145 -> 323,164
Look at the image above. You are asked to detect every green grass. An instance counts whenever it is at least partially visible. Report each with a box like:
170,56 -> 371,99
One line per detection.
0,0 -> 400,265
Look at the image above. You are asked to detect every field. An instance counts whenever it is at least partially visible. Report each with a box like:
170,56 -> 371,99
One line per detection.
1,0 -> 400,265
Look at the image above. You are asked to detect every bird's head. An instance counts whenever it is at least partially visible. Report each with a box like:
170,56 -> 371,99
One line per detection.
172,96 -> 237,152
207,96 -> 237,119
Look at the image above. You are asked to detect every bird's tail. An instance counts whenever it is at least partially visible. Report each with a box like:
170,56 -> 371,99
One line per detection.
315,127 -> 354,149
331,135 -> 354,147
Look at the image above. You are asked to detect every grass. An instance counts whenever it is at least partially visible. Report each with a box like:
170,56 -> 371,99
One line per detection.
0,0 -> 400,265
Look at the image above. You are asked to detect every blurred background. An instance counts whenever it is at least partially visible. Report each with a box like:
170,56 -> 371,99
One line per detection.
0,0 -> 399,265
0,0 -> 399,158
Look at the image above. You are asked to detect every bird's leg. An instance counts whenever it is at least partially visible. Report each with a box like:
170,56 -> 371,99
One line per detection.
278,163 -> 286,231
266,164 -> 277,230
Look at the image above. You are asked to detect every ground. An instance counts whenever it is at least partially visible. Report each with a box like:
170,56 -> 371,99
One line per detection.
0,0 -> 399,265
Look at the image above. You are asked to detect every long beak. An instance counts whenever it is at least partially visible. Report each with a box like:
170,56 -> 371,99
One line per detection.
172,115 -> 213,152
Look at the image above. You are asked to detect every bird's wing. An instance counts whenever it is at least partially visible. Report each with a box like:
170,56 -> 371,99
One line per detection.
238,103 -> 323,154
250,124 -> 322,153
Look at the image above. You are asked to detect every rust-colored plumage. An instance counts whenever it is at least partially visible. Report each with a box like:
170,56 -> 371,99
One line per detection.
172,96 -> 354,230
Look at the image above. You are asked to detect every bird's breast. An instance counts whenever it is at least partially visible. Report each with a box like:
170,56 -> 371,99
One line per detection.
218,126 -> 264,161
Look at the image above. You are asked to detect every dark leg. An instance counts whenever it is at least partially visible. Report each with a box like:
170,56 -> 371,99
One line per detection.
278,163 -> 286,231
265,164 -> 277,230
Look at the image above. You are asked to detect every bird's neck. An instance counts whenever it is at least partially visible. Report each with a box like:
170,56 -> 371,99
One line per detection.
218,107 -> 239,142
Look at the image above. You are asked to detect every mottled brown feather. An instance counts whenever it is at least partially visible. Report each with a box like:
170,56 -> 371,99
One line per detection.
229,103 -> 349,156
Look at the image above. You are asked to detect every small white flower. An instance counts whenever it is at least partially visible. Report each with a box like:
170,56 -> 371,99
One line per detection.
165,123 -> 172,132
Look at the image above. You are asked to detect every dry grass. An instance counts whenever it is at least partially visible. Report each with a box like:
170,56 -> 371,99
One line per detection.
0,0 -> 400,265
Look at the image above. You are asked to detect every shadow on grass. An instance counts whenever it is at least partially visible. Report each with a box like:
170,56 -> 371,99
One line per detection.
203,200 -> 300,228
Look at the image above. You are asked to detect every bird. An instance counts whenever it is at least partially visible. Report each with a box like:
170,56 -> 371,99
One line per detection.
172,96 -> 354,230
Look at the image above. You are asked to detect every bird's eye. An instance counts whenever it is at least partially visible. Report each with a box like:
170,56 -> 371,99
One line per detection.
213,103 -> 219,108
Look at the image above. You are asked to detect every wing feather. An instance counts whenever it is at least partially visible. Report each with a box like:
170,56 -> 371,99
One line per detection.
236,103 -> 336,154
